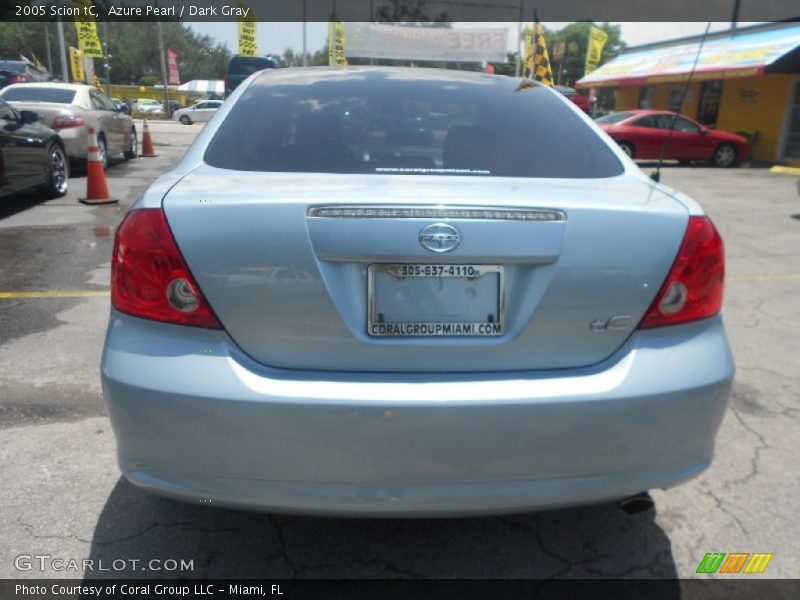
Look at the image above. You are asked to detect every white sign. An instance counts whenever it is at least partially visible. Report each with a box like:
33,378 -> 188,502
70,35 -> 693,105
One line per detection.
344,24 -> 508,63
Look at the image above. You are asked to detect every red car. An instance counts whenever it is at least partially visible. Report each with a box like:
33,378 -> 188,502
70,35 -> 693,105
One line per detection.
596,109 -> 749,167
555,86 -> 591,113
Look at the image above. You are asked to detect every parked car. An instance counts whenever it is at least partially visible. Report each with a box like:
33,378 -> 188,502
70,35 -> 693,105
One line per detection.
173,100 -> 223,125
132,98 -> 164,116
0,98 -> 68,199
103,68 -> 733,516
596,109 -> 749,167
111,97 -> 129,114
554,85 -> 590,113
224,54 -> 277,97
0,60 -> 51,89
0,82 -> 137,169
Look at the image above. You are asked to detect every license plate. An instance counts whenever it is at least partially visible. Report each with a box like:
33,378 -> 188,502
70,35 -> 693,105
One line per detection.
368,264 -> 504,337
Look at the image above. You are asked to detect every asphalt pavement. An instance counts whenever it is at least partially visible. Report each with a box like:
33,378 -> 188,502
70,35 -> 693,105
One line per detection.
1,121 -> 798,581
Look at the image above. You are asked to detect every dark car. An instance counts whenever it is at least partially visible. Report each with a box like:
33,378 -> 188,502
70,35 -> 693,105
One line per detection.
224,55 -> 278,97
111,98 -> 129,114
0,98 -> 68,199
596,109 -> 750,167
0,60 -> 51,89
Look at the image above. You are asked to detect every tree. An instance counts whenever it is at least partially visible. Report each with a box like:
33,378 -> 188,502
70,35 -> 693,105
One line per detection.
0,20 -> 230,85
546,22 -> 625,87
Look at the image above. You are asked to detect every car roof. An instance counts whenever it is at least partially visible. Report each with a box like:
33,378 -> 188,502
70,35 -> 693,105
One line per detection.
2,82 -> 93,91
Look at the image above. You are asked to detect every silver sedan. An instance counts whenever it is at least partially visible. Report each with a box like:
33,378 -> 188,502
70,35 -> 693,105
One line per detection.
0,82 -> 137,169
173,100 -> 223,125
102,68 -> 733,516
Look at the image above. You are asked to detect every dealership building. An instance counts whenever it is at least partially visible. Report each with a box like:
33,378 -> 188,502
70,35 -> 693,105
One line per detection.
577,22 -> 800,163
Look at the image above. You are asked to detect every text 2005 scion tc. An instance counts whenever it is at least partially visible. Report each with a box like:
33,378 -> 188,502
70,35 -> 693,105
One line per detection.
102,68 -> 733,516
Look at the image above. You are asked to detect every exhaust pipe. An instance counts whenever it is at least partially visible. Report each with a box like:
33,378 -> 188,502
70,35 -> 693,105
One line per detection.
618,491 -> 654,514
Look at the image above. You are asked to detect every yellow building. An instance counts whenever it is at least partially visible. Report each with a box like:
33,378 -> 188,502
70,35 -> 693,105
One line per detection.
577,23 -> 800,163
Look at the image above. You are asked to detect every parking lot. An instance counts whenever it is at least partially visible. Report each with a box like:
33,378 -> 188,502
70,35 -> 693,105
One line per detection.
1,119 -> 798,580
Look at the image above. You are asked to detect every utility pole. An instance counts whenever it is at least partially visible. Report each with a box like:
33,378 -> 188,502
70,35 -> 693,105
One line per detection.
103,21 -> 111,95
56,18 -> 69,83
156,19 -> 171,117
515,0 -> 524,77
731,0 -> 741,33
302,0 -> 307,66
44,22 -> 53,74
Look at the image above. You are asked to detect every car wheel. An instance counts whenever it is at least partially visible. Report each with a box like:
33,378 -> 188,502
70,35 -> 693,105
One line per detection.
712,143 -> 738,168
38,143 -> 69,199
124,127 -> 138,160
618,142 -> 634,158
97,134 -> 109,169
179,115 -> 191,125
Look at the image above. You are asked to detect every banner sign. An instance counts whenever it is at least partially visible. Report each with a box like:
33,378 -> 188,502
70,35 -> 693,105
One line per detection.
328,17 -> 346,67
71,0 -> 103,58
522,25 -> 533,77
167,49 -> 180,85
237,0 -> 257,56
343,24 -> 508,63
578,23 -> 800,88
68,46 -> 85,83
584,26 -> 608,75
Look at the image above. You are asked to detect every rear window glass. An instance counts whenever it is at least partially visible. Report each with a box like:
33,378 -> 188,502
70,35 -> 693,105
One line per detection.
0,87 -> 76,104
0,61 -> 26,73
595,111 -> 633,124
205,70 -> 623,178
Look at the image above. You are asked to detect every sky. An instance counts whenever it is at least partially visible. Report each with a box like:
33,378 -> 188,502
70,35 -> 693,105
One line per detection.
189,22 -> 744,57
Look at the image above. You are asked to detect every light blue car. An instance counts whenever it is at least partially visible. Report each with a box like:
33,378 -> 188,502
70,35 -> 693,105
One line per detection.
102,68 -> 733,516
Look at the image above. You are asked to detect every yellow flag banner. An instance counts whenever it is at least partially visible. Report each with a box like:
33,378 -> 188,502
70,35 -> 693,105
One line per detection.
237,1 -> 257,56
522,25 -> 533,78
328,17 -> 346,67
532,20 -> 554,86
69,46 -> 85,82
585,26 -> 609,75
72,0 -> 103,58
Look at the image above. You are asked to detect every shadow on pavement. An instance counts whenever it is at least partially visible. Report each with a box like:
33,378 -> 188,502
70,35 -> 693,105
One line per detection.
0,190 -> 51,222
86,477 -> 680,583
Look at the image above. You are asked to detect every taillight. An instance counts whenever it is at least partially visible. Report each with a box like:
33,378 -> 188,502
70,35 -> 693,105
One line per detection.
639,216 -> 724,329
9,75 -> 26,84
51,115 -> 85,129
111,209 -> 222,328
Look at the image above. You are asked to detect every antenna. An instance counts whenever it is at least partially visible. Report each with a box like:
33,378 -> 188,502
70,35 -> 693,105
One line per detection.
650,22 -> 712,183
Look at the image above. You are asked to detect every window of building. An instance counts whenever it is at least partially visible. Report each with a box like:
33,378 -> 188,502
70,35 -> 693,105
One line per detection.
638,86 -> 655,109
698,80 -> 723,126
667,87 -> 684,112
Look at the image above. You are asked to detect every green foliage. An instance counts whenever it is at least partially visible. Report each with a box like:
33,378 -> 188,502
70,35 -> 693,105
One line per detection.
137,74 -> 158,86
546,22 -> 625,87
0,21 -> 230,84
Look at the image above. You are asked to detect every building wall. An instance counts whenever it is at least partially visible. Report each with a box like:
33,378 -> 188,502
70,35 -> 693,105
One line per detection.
716,74 -> 794,162
611,74 -> 795,161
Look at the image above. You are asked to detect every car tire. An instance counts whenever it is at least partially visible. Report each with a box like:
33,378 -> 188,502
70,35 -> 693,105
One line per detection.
712,143 -> 738,168
179,115 -> 191,125
618,142 -> 635,158
124,127 -> 138,160
37,143 -> 69,199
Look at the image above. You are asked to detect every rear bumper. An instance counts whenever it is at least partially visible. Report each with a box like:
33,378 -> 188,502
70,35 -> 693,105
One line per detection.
59,127 -> 88,160
102,312 -> 734,516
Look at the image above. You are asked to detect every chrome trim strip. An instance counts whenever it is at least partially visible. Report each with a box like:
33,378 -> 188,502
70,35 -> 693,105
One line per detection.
307,205 -> 566,221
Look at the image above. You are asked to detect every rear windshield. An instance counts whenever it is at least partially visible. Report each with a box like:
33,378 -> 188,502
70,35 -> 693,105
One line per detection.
0,87 -> 76,104
0,61 -> 25,73
595,111 -> 633,124
205,70 -> 623,178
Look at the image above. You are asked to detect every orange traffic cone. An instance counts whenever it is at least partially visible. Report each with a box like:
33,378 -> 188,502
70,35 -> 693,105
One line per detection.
140,117 -> 158,157
79,127 -> 117,205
